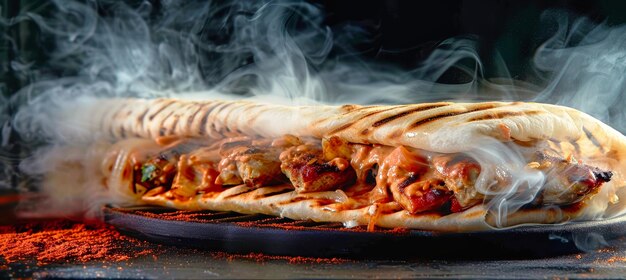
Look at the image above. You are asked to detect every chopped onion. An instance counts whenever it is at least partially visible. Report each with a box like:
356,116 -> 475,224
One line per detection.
327,189 -> 349,203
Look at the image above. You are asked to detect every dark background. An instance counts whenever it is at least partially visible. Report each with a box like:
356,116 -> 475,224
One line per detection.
323,1 -> 626,77
3,0 -> 626,98
1,0 -> 626,195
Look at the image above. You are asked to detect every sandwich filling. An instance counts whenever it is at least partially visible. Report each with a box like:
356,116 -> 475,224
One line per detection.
130,134 -> 612,215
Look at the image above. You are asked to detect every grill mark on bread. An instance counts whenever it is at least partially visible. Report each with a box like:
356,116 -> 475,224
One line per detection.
330,123 -> 356,135
224,103 -> 249,134
136,107 -> 151,136
583,126 -> 605,152
254,188 -> 294,199
336,106 -> 410,134
167,115 -> 181,136
246,108 -> 271,126
223,188 -> 256,199
110,103 -> 131,138
223,103 -> 236,132
372,103 -> 449,127
410,104 -> 498,128
185,102 -> 202,130
239,103 -> 264,125
156,105 -> 178,137
570,140 -> 581,155
168,103 -> 197,136
198,103 -> 222,136
468,110 -> 540,122
363,106 -> 403,118
278,196 -> 310,205
148,100 -> 176,121
212,102 -> 237,135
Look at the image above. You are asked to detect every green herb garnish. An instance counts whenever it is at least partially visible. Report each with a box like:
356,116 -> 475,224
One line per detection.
141,164 -> 157,182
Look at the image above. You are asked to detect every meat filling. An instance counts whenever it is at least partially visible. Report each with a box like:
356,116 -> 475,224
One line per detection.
217,146 -> 286,188
280,143 -> 357,193
132,134 -> 613,215
432,154 -> 482,209
215,137 -> 292,188
378,146 -> 451,214
135,150 -> 179,192
529,152 -> 612,205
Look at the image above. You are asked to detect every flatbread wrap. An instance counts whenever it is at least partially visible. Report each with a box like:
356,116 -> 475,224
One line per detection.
58,98 -> 626,231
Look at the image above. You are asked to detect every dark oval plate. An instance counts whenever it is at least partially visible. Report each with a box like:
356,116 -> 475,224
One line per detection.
103,205 -> 626,259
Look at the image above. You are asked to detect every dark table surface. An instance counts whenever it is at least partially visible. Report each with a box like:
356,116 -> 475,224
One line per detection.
3,231 -> 626,279
2,197 -> 626,279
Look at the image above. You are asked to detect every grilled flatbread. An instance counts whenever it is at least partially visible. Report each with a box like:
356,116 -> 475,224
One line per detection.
68,98 -> 626,231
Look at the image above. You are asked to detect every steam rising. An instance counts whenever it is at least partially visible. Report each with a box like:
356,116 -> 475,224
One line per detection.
535,10 -> 626,133
2,0 -> 626,234
0,95 -> 11,191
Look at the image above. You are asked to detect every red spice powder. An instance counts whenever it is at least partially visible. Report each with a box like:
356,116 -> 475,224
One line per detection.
596,248 -> 615,253
210,251 -> 348,264
0,220 -> 161,265
605,256 -> 626,264
130,209 -> 228,224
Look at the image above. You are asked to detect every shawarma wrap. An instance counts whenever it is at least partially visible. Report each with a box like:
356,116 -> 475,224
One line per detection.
57,98 -> 626,231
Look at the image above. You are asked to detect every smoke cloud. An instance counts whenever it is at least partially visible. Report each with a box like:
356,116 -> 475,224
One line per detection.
534,10 -> 626,133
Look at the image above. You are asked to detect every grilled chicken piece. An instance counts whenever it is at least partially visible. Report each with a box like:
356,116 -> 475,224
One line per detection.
215,135 -> 306,188
216,146 -> 287,188
531,152 -> 612,205
432,154 -> 482,209
392,176 -> 452,214
235,147 -> 286,188
215,154 -> 244,186
215,138 -> 251,186
381,146 -> 452,214
280,143 -> 356,193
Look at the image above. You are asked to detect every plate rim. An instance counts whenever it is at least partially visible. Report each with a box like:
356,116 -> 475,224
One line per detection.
103,204 -> 626,236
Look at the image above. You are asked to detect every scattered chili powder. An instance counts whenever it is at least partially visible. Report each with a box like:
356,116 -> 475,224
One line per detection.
210,251 -> 348,264
0,219 -> 161,265
130,209 -> 220,223
596,248 -> 615,253
605,256 -> 626,264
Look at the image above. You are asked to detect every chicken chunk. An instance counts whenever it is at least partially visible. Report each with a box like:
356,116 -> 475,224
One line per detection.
216,146 -> 287,188
280,143 -> 356,193
214,135 -> 306,188
532,152 -> 612,205
432,154 -> 482,209
382,146 -> 451,214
